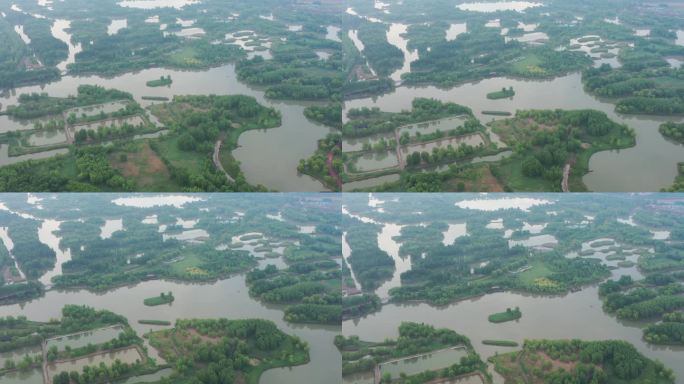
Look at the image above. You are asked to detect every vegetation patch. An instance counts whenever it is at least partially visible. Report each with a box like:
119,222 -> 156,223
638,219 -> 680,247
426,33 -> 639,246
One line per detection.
148,318 -> 309,384
143,291 -> 175,306
491,339 -> 675,383
488,307 -> 522,323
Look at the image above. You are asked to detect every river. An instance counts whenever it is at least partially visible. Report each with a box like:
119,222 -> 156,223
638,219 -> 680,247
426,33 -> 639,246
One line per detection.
0,262 -> 339,384
342,194 -> 684,383
344,73 -> 684,191
0,65 -> 331,191
0,194 -> 340,383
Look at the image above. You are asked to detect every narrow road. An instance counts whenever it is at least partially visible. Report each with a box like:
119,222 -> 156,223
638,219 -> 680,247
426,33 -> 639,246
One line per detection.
213,139 -> 235,183
562,163 -> 571,192
327,148 -> 342,191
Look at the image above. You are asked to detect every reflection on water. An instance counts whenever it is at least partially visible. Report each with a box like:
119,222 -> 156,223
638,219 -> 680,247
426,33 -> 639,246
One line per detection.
344,73 -> 684,191
0,63 -> 330,191
344,287 -> 684,383
0,274 -> 340,384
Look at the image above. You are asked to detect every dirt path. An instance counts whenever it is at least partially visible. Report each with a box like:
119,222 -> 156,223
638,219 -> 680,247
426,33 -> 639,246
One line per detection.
394,129 -> 406,169
327,147 -> 342,191
213,139 -> 235,183
562,153 -> 577,192
562,163 -> 571,192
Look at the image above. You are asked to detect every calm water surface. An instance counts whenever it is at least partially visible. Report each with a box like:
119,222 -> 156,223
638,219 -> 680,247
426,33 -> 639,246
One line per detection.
0,65 -> 330,191
344,73 -> 684,191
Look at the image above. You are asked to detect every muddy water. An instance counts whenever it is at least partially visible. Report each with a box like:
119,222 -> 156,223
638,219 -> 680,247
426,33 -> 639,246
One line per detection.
0,64 -> 330,191
344,73 -> 684,191
0,275 -> 340,384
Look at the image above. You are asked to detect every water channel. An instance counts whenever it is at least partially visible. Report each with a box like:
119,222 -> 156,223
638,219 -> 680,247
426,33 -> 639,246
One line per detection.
0,64 -> 332,191
344,73 -> 684,191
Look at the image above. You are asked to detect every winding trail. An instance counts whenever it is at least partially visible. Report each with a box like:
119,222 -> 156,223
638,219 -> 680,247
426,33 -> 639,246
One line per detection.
213,139 -> 235,183
562,153 -> 577,192
327,148 -> 342,191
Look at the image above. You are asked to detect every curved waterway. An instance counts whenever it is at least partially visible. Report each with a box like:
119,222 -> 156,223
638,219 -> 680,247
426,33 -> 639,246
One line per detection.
0,64 -> 331,191
343,285 -> 684,383
344,73 -> 684,191
0,275 -> 340,384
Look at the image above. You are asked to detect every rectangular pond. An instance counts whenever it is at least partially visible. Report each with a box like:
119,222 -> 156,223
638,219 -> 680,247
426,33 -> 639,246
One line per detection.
27,130 -> 68,147
378,346 -> 468,379
46,325 -> 125,351
397,116 -> 469,137
343,133 -> 395,153
350,151 -> 400,173
401,134 -> 485,156
0,368 -> 44,384
47,346 -> 143,382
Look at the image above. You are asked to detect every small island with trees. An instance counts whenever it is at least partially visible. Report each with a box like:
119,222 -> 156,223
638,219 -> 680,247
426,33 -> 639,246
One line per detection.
487,87 -> 516,100
146,75 -> 173,87
143,291 -> 175,306
488,307 -> 522,323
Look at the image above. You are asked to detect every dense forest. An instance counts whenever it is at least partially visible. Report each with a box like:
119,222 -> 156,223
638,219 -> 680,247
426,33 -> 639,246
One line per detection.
492,339 -> 675,383
148,318 -> 309,384
246,258 -> 342,325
